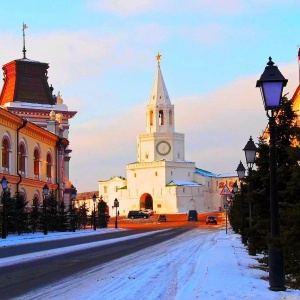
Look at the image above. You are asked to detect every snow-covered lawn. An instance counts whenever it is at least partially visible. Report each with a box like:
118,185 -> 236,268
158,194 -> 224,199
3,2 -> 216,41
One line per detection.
1,228 -> 300,300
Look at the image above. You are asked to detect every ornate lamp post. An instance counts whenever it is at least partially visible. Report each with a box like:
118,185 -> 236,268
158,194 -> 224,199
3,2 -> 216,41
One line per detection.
42,184 -> 49,235
114,198 -> 119,229
70,185 -> 77,232
92,193 -> 97,231
243,136 -> 257,256
1,176 -> 8,239
236,161 -> 247,245
256,57 -> 287,291
232,181 -> 238,193
232,181 -> 238,233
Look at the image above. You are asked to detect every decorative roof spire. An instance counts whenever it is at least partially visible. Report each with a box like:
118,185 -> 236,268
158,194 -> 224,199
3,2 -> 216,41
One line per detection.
22,22 -> 28,59
149,52 -> 171,105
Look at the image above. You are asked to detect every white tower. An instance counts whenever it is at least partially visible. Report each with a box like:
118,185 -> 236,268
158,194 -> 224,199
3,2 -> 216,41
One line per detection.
137,53 -> 185,163
100,53 -> 237,214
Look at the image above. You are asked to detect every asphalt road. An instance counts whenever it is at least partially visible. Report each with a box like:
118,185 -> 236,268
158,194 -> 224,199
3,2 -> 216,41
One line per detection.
0,229 -> 148,259
0,226 -> 192,299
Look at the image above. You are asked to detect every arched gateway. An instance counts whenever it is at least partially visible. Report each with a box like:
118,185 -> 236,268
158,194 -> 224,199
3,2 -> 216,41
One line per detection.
140,193 -> 153,210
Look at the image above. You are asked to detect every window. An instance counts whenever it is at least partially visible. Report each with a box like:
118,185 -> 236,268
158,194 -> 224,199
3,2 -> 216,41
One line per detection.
159,110 -> 164,125
104,186 -> 108,193
134,173 -> 136,178
150,111 -> 153,126
2,138 -> 10,169
115,186 -> 118,192
155,171 -> 158,176
46,153 -> 52,179
145,153 -> 149,159
34,148 -> 40,176
19,143 -> 26,172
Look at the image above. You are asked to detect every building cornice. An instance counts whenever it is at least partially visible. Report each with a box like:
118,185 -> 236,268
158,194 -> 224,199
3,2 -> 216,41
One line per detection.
127,160 -> 195,170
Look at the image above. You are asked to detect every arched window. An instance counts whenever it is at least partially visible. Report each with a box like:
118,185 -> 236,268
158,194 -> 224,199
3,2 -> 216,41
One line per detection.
46,152 -> 52,179
150,111 -> 153,126
19,143 -> 26,172
169,110 -> 173,125
159,110 -> 164,125
34,148 -> 40,176
2,138 -> 10,169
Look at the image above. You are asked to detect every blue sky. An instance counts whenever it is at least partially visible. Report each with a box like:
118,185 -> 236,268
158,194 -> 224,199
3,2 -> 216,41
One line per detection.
0,0 -> 300,191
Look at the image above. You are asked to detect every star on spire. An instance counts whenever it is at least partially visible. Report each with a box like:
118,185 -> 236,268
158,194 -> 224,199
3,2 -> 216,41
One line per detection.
156,52 -> 162,65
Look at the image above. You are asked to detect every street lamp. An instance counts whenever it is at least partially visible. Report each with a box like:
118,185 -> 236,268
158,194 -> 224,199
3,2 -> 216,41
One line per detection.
256,57 -> 287,291
70,185 -> 77,232
236,161 -> 247,245
243,136 -> 257,256
231,181 -> 238,233
243,136 -> 257,168
92,193 -> 97,231
232,181 -> 238,193
1,176 -> 8,239
42,184 -> 49,235
114,198 -> 119,229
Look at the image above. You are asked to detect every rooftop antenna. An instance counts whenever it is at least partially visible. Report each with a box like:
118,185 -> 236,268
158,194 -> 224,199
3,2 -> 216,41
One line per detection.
22,22 -> 28,59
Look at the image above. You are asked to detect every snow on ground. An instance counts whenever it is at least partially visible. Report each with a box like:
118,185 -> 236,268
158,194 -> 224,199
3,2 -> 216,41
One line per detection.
1,228 -> 300,300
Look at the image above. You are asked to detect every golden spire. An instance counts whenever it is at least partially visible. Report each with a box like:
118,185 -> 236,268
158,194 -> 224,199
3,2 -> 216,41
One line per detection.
156,52 -> 162,66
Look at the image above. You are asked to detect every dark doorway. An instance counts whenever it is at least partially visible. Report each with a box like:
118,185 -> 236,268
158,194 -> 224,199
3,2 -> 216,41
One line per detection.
140,193 -> 153,210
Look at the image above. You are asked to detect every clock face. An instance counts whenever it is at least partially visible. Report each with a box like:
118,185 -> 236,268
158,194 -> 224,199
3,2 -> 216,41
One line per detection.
156,141 -> 171,156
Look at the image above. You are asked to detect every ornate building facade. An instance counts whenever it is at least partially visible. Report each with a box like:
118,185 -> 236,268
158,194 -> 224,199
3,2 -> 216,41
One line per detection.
0,49 -> 77,205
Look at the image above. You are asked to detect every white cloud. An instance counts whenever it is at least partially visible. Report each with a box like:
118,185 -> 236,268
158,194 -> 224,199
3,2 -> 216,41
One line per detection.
86,0 -> 170,16
28,30 -> 118,85
86,0 -> 250,16
186,0 -> 245,15
192,23 -> 226,45
86,0 -> 300,17
13,26 -> 168,88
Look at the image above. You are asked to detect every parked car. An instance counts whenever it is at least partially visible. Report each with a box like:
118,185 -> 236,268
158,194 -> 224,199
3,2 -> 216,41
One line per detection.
158,214 -> 167,222
128,210 -> 149,219
188,210 -> 198,221
206,216 -> 217,225
141,209 -> 154,216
